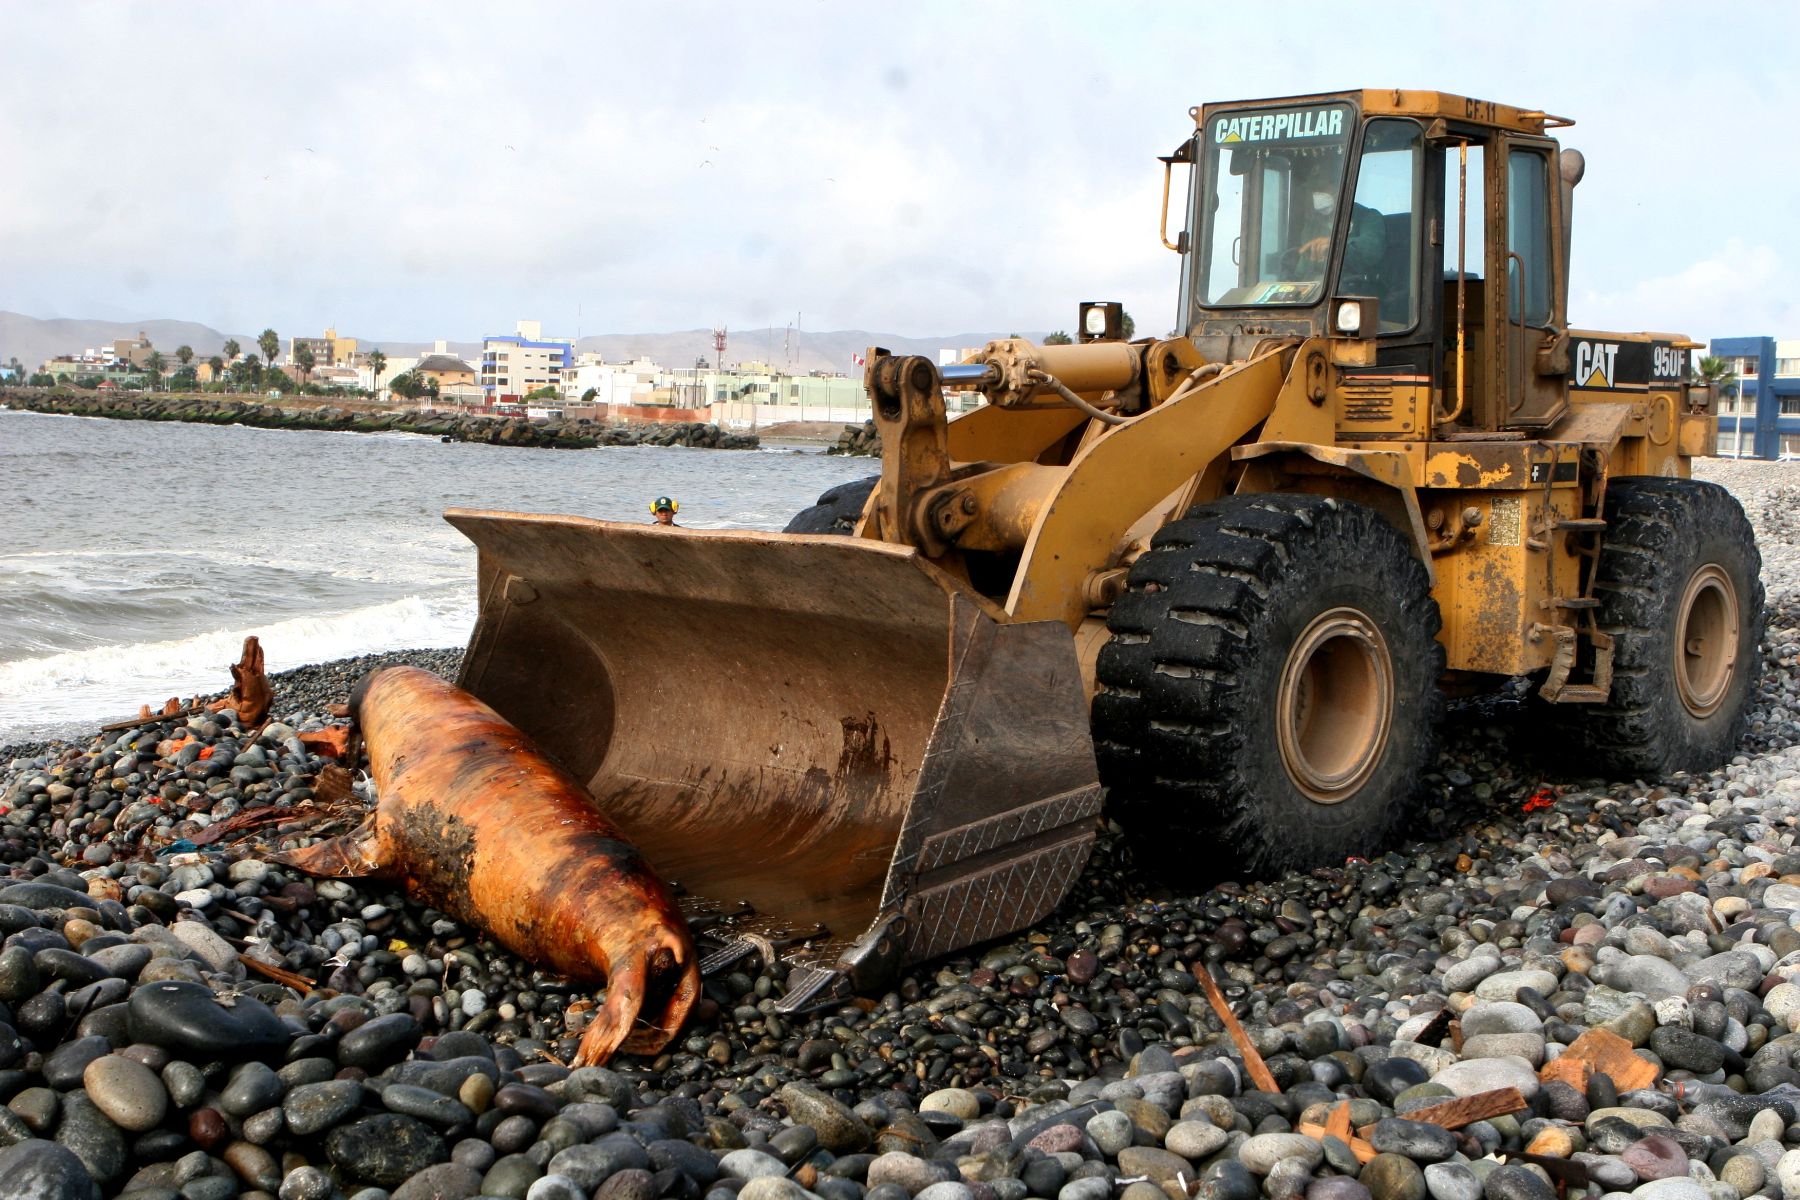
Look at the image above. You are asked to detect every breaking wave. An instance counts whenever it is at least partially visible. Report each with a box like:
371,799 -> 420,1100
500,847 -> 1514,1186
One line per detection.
0,593 -> 474,743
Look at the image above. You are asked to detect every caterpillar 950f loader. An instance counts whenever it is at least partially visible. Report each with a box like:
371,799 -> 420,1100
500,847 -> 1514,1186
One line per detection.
445,89 -> 1761,1010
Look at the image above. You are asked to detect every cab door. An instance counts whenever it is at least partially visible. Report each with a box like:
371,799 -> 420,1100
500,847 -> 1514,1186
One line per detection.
1494,135 -> 1567,428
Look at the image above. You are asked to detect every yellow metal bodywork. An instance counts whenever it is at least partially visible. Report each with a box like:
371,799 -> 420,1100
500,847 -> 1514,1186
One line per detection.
1005,349 -> 1290,628
874,329 -> 1711,681
1193,89 -> 1572,139
435,88 -> 1724,996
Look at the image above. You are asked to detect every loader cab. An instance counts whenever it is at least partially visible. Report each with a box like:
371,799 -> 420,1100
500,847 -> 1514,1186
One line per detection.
1180,90 -> 1574,431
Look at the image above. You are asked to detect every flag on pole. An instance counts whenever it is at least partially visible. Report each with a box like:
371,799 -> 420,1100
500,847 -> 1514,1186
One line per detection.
852,352 -> 866,368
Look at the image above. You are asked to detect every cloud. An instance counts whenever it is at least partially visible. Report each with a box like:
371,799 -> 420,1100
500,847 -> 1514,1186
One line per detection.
1575,240 -> 1800,345
3,3 -> 1798,343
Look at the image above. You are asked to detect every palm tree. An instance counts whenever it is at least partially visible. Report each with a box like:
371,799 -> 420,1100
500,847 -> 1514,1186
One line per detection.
241,352 -> 262,388
1120,311 -> 1136,339
176,345 -> 193,369
208,356 -> 224,389
1043,331 -> 1073,345
367,348 -> 387,400
145,351 -> 166,389
294,343 -> 316,387
258,329 -> 280,369
223,338 -> 241,363
1696,355 -> 1744,456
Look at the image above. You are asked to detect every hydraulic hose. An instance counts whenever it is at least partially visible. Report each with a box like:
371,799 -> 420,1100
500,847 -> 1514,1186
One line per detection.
1025,368 -> 1129,426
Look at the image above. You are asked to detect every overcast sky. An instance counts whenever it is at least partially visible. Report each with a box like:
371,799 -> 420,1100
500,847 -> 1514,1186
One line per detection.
5,2 -> 1797,346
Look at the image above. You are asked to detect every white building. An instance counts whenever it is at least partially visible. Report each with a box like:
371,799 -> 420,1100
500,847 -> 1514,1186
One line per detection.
480,319 -> 572,400
562,354 -> 661,407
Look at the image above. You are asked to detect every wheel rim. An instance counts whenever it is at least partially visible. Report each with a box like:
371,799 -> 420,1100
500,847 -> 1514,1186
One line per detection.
1277,607 -> 1394,804
1675,563 -> 1739,718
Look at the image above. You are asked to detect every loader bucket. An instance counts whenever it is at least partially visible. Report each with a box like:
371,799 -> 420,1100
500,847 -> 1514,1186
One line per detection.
443,509 -> 1102,1004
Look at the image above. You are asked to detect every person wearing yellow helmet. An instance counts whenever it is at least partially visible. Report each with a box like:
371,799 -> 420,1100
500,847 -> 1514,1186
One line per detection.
650,496 -> 680,526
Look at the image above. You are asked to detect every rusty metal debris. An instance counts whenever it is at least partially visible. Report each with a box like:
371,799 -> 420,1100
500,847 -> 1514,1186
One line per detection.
274,666 -> 700,1066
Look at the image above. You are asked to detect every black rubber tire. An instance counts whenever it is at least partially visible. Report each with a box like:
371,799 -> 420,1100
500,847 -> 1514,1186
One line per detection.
783,476 -> 878,534
1093,494 -> 1445,878
1559,477 -> 1763,777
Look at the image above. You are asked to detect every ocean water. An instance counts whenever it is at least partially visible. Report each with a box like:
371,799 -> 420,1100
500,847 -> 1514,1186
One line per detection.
0,409 -> 875,743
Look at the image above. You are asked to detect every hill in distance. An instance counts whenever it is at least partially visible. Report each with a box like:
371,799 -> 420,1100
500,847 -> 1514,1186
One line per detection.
0,312 -> 1044,377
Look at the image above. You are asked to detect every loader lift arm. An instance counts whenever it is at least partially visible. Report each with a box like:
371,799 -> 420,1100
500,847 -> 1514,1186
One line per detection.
858,339 -> 1311,631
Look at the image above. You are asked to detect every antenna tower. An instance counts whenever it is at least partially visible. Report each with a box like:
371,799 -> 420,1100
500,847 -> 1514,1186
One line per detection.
713,326 -> 727,367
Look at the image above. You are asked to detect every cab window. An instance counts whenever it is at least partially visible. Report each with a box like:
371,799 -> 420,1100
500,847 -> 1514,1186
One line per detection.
1507,149 -> 1554,327
1196,104 -> 1353,307
1344,119 -> 1423,332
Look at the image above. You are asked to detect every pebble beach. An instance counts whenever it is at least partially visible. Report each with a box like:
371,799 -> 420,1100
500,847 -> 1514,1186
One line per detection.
1,459 -> 1799,1200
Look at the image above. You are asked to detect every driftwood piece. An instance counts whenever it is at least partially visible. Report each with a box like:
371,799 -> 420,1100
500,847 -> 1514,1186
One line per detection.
1538,1027 -> 1659,1093
1412,1005 -> 1455,1048
1298,1102 -> 1377,1164
207,636 -> 272,725
1515,1153 -> 1589,1193
102,700 -> 196,733
1191,963 -> 1281,1093
298,726 -> 352,760
238,953 -> 316,992
1355,1087 -> 1526,1136
1324,1101 -> 1352,1141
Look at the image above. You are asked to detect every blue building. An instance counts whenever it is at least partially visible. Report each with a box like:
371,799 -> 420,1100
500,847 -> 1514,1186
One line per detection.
1709,336 -> 1800,459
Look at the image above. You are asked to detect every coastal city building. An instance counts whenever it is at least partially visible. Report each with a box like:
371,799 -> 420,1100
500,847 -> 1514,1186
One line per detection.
289,327 -> 358,368
562,354 -> 661,408
1709,336 -> 1800,460
39,357 -> 148,386
480,320 -> 572,401
112,332 -> 155,369
413,344 -> 482,403
307,365 -> 363,391
8,318 -> 981,431
700,366 -> 871,427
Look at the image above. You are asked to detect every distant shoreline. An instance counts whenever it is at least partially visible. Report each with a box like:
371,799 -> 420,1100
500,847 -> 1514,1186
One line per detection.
0,388 -> 759,450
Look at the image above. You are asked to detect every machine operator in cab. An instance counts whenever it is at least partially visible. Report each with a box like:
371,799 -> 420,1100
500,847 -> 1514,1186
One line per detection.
1293,153 -> 1387,296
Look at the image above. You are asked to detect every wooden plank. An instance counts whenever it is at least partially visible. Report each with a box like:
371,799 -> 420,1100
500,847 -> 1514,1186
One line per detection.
1192,964 -> 1281,1093
1538,1027 -> 1658,1094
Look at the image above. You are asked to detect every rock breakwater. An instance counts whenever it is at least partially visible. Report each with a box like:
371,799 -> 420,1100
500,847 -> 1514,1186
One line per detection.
1,390 -> 759,451
827,421 -> 879,457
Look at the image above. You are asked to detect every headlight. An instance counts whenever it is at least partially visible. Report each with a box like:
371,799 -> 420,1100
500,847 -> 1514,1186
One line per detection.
1083,307 -> 1109,336
1335,301 -> 1362,336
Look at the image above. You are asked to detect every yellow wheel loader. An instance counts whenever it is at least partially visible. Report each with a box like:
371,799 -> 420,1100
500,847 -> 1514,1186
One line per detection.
444,90 -> 1762,1010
